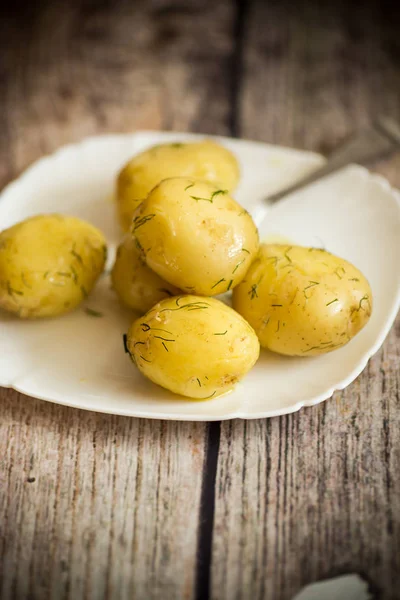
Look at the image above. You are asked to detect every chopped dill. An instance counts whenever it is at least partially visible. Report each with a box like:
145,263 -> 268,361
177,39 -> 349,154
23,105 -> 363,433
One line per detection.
190,189 -> 227,203
170,143 -> 184,148
123,334 -> 129,353
238,209 -> 249,216
162,342 -> 169,352
242,248 -> 250,254
214,330 -> 227,335
349,278 -> 360,282
84,307 -> 103,317
57,272 -> 71,278
249,284 -> 258,299
302,342 -> 339,353
326,298 -> 339,306
153,335 -> 175,342
284,247 -> 293,262
134,341 -> 145,347
227,279 -> 233,291
135,238 -> 144,253
276,320 -> 280,333
184,182 -> 195,191
132,214 -> 156,231
190,195 -> 213,203
211,278 -> 226,289
232,259 -> 245,274
204,391 -> 216,399
210,189 -> 228,201
139,355 -> 151,363
7,281 -> 23,297
43,271 -> 49,279
71,246 -> 84,265
303,281 -> 319,299
271,304 -> 283,307
141,323 -> 151,331
358,294 -> 370,311
334,267 -> 346,279
197,378 -> 202,387
160,301 -> 210,313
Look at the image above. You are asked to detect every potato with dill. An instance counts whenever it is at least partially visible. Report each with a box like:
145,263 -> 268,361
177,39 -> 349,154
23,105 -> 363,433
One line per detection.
0,214 -> 107,318
126,295 -> 260,399
132,177 -> 259,296
232,244 -> 373,356
111,234 -> 181,314
116,139 -> 240,231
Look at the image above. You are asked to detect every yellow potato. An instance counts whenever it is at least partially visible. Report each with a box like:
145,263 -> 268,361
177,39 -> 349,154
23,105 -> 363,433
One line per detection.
111,234 -> 181,314
0,214 -> 107,318
126,295 -> 260,399
133,177 -> 259,295
116,139 -> 240,231
232,244 -> 373,356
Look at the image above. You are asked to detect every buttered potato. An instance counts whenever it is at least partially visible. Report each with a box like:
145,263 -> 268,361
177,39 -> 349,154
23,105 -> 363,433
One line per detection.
116,140 -> 240,230
126,295 -> 260,399
133,177 -> 259,295
0,214 -> 107,318
232,244 -> 373,356
111,234 -> 181,313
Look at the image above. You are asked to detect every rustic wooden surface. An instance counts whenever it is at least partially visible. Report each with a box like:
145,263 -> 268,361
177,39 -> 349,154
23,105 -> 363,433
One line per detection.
0,1 -> 399,599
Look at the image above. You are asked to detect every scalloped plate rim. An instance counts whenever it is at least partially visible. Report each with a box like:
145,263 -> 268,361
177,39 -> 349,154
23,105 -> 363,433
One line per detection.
0,132 -> 399,421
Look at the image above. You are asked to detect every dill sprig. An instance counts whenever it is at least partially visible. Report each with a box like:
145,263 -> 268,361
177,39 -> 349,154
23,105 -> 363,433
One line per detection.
249,284 -> 258,300
84,307 -> 103,317
211,278 -> 226,289
132,214 -> 156,231
326,298 -> 339,307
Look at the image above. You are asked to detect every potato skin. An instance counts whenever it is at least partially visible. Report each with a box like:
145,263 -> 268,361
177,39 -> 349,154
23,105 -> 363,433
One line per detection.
116,140 -> 240,231
133,177 -> 259,296
126,295 -> 260,399
232,244 -> 373,356
0,214 -> 107,318
111,235 -> 181,314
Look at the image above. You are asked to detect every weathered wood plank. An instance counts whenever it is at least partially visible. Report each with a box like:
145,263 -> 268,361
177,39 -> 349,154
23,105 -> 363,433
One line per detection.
212,1 -> 400,599
0,1 -> 236,598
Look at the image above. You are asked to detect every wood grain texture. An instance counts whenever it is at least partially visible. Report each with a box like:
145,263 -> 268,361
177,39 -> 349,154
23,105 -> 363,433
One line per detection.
0,1 -> 237,598
212,1 -> 400,599
1,0 -> 400,599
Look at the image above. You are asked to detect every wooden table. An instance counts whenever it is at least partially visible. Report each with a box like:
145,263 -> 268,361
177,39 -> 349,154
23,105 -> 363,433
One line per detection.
1,1 -> 399,599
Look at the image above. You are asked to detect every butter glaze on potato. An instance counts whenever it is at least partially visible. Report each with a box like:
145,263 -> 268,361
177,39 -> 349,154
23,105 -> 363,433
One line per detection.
0,214 -> 107,318
126,295 -> 260,399
132,177 -> 259,296
116,139 -> 240,231
232,244 -> 373,356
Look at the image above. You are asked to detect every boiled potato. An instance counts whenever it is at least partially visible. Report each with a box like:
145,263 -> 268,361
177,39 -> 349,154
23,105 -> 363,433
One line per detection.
133,177 -> 259,295
232,244 -> 372,356
126,295 -> 260,399
0,214 -> 107,318
111,234 -> 181,313
116,139 -> 240,231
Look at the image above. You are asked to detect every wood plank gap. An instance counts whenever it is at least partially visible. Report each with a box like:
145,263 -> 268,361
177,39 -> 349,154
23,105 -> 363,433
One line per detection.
228,0 -> 249,138
195,422 -> 221,600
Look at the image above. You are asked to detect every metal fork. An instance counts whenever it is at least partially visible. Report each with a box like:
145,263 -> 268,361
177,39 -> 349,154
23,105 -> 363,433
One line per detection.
251,116 -> 400,226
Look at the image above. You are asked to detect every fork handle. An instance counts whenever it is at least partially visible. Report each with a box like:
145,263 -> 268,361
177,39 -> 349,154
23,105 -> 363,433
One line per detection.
265,118 -> 400,205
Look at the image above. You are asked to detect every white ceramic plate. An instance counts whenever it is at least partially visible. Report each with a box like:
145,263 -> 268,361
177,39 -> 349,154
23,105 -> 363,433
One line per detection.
1,132 -> 399,420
